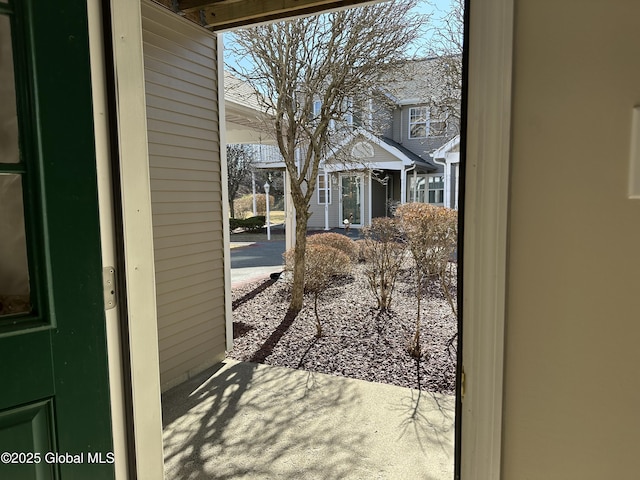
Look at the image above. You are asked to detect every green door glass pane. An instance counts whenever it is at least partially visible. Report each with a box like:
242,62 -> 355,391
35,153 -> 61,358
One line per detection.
342,175 -> 362,224
0,174 -> 31,316
0,15 -> 19,164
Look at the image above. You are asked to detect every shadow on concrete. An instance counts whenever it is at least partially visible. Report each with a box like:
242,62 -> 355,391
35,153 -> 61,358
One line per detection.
162,360 -> 454,479
162,360 -> 370,480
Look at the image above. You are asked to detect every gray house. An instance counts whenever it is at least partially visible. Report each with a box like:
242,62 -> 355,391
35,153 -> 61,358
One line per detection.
237,58 -> 461,230
306,58 -> 460,229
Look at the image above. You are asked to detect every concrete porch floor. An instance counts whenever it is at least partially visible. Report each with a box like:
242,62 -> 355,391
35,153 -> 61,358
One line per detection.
162,359 -> 455,479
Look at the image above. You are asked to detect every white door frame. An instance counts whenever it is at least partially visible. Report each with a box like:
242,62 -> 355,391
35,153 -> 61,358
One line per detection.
100,0 -> 515,478
460,0 -> 514,478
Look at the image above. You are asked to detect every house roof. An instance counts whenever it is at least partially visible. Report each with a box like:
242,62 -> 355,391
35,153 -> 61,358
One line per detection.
224,71 -> 264,112
379,136 -> 440,172
378,57 -> 461,107
224,71 -> 277,144
432,134 -> 461,159
322,128 -> 440,173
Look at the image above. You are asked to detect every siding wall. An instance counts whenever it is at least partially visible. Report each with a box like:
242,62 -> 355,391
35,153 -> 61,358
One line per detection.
392,106 -> 455,158
141,1 -> 226,391
307,170 -> 341,229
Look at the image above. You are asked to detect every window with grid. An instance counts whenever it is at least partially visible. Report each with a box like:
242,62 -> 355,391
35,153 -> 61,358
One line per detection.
409,106 -> 428,138
317,173 -> 331,204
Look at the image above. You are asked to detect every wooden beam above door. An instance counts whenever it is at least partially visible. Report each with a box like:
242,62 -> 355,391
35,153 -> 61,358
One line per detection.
175,0 -> 377,30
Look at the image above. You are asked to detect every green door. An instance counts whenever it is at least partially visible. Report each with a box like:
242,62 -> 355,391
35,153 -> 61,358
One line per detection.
0,1 -> 114,479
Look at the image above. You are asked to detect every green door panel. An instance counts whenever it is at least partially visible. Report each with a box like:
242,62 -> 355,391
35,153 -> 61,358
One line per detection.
0,331 -> 54,410
0,1 -> 114,478
0,400 -> 56,480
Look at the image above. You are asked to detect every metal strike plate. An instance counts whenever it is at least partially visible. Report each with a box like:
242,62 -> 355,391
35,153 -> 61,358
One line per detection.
103,266 -> 117,310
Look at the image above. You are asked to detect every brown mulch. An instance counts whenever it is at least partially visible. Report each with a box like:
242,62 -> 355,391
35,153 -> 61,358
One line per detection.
228,263 -> 458,394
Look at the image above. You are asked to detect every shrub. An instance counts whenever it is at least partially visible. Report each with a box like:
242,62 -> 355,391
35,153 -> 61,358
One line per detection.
234,193 -> 274,217
361,217 -> 406,310
395,203 -> 458,358
283,243 -> 351,337
306,232 -> 357,261
229,216 -> 266,231
353,239 -> 368,263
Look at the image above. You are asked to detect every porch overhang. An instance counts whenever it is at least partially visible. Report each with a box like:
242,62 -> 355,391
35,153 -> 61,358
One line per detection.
154,0 -> 379,30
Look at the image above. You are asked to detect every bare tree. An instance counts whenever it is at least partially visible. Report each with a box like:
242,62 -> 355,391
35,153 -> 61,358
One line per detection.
229,1 -> 428,313
426,0 -> 463,127
226,144 -> 254,218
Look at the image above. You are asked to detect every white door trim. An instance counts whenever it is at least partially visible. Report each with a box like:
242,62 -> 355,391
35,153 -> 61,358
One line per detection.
109,0 -> 165,477
87,2 -> 129,477
461,0 -> 514,478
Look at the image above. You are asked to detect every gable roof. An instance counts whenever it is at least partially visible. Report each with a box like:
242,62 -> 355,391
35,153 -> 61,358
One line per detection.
432,134 -> 460,159
323,128 -> 439,173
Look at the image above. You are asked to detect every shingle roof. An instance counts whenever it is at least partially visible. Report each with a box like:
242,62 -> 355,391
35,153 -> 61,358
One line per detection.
379,57 -> 461,107
379,136 -> 441,173
224,71 -> 265,111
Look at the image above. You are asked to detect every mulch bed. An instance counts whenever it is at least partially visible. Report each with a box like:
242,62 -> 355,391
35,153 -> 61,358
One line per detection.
228,263 -> 458,394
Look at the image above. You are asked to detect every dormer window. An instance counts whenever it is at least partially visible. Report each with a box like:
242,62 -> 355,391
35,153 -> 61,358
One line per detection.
409,106 -> 428,138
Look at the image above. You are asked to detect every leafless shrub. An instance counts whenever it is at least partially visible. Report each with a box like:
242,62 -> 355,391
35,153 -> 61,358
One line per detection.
361,218 -> 406,310
395,203 -> 458,358
234,193 -> 274,217
353,239 -> 368,263
284,244 -> 351,337
307,232 -> 357,261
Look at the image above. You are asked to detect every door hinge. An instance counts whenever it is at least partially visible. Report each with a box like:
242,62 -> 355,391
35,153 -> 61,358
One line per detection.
461,366 -> 466,400
103,266 -> 117,310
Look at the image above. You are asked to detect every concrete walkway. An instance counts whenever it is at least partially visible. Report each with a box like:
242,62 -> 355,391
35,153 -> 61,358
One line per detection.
162,359 -> 455,480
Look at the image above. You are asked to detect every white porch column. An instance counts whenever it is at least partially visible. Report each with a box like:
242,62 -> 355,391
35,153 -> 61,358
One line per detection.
400,167 -> 407,204
251,170 -> 257,216
324,170 -> 329,230
367,170 -> 372,225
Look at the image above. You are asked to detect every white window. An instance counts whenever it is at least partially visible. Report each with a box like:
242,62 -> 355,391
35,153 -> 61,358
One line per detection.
317,173 -> 331,204
313,100 -> 322,117
409,106 -> 428,138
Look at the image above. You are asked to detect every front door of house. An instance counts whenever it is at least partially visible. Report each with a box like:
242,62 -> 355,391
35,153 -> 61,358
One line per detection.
340,175 -> 363,226
0,2 -> 114,478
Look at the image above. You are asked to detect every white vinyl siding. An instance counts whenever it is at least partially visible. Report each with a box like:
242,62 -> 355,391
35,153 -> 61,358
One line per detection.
142,2 -> 225,391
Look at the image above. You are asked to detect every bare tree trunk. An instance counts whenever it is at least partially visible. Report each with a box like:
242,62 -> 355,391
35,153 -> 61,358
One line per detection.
289,210 -> 309,313
230,199 -> 235,219
313,292 -> 322,337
